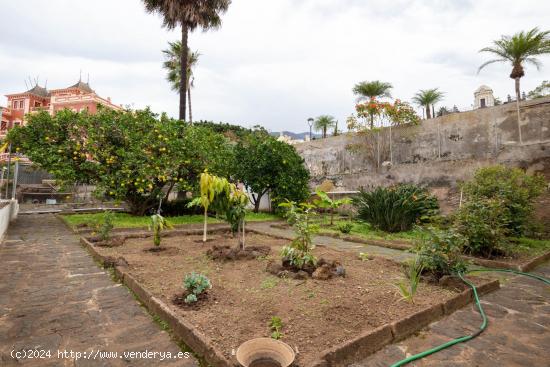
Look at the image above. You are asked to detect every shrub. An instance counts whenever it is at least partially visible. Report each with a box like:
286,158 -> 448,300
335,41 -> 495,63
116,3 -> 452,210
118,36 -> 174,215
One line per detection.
279,201 -> 318,269
415,228 -> 467,280
149,214 -> 173,247
269,316 -> 283,340
96,210 -> 115,241
462,165 -> 546,236
160,198 -> 202,216
183,272 -> 212,304
353,184 -> 439,232
337,222 -> 353,234
453,199 -> 510,257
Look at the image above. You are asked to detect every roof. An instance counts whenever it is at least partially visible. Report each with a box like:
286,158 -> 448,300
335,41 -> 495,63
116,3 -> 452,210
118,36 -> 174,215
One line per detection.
67,80 -> 94,93
6,84 -> 50,98
475,85 -> 493,93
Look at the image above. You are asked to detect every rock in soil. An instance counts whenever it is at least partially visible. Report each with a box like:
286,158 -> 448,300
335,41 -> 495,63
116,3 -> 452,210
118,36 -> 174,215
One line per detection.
312,264 -> 332,280
207,245 -> 270,261
266,260 -> 284,275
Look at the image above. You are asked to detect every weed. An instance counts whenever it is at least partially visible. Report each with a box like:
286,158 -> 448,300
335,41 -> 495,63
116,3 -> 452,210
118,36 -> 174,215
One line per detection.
269,316 -> 283,340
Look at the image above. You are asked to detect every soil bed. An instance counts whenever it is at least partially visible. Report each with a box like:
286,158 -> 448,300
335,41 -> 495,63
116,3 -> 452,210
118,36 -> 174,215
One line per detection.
90,231 -> 485,366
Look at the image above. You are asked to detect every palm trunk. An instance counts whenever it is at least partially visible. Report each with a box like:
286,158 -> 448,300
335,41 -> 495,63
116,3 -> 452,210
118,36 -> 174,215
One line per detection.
515,77 -> 522,144
188,84 -> 193,124
425,105 -> 431,119
432,105 -> 435,119
370,113 -> 374,129
323,126 -> 326,139
179,24 -> 188,122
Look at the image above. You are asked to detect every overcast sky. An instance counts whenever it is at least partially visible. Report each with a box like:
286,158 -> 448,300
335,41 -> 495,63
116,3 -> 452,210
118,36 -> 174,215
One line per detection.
1,0 -> 549,132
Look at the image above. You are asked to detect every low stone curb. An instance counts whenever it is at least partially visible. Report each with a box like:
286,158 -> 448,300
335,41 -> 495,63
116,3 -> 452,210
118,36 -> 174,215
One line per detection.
318,231 -> 412,251
80,236 -> 233,367
464,250 -> 550,272
311,278 -> 500,367
80,235 -> 500,367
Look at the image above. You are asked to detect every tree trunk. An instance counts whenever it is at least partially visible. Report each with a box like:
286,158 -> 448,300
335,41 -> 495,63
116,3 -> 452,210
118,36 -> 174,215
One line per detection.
370,113 -> 374,129
330,207 -> 334,226
253,195 -> 262,213
202,209 -> 208,243
425,105 -> 431,119
323,126 -> 327,139
515,77 -> 522,144
188,81 -> 193,124
179,24 -> 189,122
432,105 -> 435,119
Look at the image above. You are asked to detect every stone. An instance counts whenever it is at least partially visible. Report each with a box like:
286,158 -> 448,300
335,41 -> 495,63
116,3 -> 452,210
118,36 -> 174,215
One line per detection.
312,264 -> 332,280
266,260 -> 284,275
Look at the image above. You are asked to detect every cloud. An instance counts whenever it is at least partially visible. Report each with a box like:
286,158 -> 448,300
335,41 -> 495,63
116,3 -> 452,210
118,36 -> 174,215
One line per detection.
1,0 -> 549,132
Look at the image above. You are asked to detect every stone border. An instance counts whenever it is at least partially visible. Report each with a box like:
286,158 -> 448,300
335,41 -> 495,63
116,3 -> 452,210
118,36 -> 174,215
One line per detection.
79,232 -> 500,367
464,250 -> 550,272
310,278 -> 500,367
80,236 -> 232,367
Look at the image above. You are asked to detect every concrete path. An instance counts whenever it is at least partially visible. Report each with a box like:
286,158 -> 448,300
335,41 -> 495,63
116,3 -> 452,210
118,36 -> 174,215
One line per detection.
0,214 -> 198,367
353,262 -> 550,367
248,221 -> 413,262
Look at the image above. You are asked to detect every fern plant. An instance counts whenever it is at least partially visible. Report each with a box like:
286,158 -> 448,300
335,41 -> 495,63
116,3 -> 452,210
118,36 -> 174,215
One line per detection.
149,214 -> 173,247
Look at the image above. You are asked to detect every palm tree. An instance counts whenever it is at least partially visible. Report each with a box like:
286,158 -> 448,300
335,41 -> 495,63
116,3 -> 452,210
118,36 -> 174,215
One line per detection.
412,88 -> 445,119
478,28 -> 550,143
314,115 -> 336,139
143,0 -> 231,121
162,42 -> 200,123
352,80 -> 393,128
478,28 -> 550,104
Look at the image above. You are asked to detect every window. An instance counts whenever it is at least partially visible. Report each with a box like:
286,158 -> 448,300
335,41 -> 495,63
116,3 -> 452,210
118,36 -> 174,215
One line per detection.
34,101 -> 41,107
12,100 -> 18,109
19,100 -> 24,109
1,122 -> 6,131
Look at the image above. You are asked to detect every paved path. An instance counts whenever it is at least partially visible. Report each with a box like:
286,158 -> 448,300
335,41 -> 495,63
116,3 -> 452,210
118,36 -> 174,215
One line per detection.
248,221 -> 413,262
0,214 -> 198,367
353,262 -> 550,367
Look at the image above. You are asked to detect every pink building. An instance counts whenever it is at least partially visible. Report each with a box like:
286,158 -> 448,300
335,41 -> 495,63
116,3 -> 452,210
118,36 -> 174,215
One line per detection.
0,80 -> 122,137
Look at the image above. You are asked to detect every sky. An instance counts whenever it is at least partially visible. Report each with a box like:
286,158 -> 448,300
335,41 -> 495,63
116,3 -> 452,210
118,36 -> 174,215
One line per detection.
1,0 -> 549,133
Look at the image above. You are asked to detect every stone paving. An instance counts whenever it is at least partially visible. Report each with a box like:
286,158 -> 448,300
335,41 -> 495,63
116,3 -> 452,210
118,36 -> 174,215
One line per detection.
353,262 -> 550,367
0,214 -> 198,367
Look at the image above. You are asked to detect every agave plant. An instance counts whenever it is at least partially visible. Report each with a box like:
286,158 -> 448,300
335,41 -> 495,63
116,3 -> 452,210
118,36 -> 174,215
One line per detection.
149,213 -> 173,247
353,184 -> 439,232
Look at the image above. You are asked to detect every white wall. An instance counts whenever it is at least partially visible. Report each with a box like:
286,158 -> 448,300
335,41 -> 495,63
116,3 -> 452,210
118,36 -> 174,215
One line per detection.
0,199 -> 18,241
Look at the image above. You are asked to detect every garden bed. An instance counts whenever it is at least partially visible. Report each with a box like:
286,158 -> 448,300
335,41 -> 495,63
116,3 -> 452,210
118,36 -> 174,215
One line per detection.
81,229 -> 499,367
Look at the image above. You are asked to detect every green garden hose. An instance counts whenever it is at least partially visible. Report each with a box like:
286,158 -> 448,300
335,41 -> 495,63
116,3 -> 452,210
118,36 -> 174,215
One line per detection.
389,268 -> 550,367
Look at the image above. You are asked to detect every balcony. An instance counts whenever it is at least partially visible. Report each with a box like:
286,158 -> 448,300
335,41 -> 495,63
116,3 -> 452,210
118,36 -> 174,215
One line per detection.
30,106 -> 49,113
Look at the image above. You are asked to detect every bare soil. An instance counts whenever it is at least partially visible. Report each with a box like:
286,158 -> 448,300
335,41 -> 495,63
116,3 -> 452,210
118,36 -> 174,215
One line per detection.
92,232 -> 469,366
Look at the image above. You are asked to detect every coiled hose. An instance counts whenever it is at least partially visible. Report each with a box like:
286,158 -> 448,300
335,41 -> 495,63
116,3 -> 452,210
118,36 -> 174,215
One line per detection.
389,267 -> 550,367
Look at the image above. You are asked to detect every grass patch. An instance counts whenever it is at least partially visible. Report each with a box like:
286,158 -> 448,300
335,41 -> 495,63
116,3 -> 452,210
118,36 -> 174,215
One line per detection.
321,220 -> 428,243
63,211 -> 281,230
511,237 -> 550,256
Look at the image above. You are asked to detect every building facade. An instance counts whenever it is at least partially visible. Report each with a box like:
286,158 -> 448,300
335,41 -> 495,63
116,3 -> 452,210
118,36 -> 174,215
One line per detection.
0,80 -> 122,137
473,85 -> 495,109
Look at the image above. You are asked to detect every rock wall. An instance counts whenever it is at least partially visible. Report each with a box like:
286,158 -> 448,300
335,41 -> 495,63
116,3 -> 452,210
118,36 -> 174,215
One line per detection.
296,97 -> 550,192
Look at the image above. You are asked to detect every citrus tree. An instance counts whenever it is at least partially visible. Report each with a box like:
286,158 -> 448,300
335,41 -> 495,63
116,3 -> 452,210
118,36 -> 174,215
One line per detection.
8,108 -> 232,215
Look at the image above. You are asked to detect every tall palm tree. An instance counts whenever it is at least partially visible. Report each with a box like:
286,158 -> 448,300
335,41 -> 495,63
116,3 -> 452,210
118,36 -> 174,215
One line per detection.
352,80 -> 393,128
412,88 -> 445,119
162,42 -> 200,123
478,28 -> 550,143
478,28 -> 550,104
143,0 -> 231,121
314,115 -> 336,139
